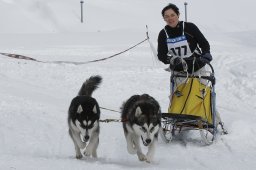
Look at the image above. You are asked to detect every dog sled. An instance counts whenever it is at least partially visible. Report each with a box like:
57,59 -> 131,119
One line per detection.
160,63 -> 227,145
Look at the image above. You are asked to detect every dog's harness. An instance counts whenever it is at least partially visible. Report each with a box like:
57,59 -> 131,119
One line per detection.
99,118 -> 127,123
98,106 -> 128,123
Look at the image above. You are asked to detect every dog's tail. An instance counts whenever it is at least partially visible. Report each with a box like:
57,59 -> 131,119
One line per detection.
78,75 -> 102,96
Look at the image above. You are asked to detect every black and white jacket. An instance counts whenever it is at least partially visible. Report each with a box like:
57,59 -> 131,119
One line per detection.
157,21 -> 210,72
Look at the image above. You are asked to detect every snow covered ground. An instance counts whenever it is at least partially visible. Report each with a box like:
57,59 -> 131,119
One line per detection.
0,0 -> 256,169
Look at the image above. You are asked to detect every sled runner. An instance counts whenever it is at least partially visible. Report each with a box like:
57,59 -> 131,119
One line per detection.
160,63 -> 227,145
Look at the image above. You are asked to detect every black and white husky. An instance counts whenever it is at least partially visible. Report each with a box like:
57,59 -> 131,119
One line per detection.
121,94 -> 161,163
68,75 -> 102,159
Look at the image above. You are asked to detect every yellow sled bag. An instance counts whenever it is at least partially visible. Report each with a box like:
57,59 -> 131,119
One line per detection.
168,78 -> 213,124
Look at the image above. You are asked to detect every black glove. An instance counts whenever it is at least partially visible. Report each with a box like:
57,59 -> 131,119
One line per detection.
165,56 -> 172,64
200,53 -> 212,64
171,57 -> 182,66
173,57 -> 182,65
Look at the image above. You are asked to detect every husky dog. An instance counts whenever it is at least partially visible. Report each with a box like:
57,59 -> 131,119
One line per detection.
121,94 -> 161,163
68,75 -> 102,159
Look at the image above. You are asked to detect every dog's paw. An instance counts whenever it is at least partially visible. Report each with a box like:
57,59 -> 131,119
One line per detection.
137,153 -> 147,161
84,150 -> 92,156
145,153 -> 153,163
76,153 -> 83,159
92,152 -> 98,158
83,149 -> 92,157
145,157 -> 152,163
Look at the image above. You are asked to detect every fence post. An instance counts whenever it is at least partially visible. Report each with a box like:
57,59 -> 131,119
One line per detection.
80,1 -> 84,23
184,2 -> 188,22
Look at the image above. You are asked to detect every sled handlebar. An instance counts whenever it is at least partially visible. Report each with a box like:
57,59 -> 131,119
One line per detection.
170,62 -> 215,85
207,63 -> 214,74
173,74 -> 215,85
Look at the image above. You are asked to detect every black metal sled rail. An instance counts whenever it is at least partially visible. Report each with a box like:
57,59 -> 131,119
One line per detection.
161,113 -> 214,129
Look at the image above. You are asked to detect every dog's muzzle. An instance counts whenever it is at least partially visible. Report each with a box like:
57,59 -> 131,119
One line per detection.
80,134 -> 90,143
141,136 -> 151,146
84,135 -> 90,142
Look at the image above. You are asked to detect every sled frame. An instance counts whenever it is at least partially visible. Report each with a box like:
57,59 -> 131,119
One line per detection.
160,64 -> 217,145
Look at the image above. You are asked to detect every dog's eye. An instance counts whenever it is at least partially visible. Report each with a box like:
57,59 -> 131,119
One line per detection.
150,117 -> 157,123
152,121 -> 158,126
92,121 -> 98,127
88,121 -> 97,128
90,123 -> 94,128
141,127 -> 147,133
150,127 -> 154,133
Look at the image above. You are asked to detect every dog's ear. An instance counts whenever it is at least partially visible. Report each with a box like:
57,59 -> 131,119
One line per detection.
93,105 -> 98,114
77,105 -> 83,114
135,106 -> 142,117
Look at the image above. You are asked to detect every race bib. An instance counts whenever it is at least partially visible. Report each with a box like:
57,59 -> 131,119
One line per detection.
166,35 -> 192,58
